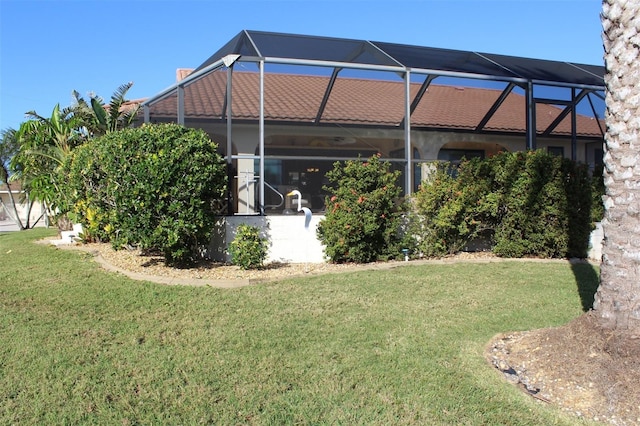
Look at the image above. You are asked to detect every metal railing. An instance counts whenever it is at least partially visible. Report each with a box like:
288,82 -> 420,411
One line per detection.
263,181 -> 284,210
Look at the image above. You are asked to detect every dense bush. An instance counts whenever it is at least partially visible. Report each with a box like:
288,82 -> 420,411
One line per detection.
67,123 -> 227,265
228,224 -> 269,270
491,151 -> 592,257
317,154 -> 407,263
590,163 -> 605,224
412,159 -> 496,256
413,150 -> 594,259
64,140 -> 114,242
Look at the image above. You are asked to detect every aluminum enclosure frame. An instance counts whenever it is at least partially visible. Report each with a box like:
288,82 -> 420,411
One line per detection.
142,30 -> 605,216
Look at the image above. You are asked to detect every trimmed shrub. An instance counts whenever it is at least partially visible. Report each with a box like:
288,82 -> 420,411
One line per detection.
413,150 -> 593,259
317,154 -> 407,263
228,224 -> 268,270
491,151 -> 592,258
412,159 -> 496,257
67,123 -> 227,265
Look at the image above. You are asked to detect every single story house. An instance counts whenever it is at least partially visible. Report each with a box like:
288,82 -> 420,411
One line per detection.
140,30 -> 605,262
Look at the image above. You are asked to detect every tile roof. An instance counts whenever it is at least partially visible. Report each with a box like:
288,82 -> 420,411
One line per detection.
147,71 -> 603,138
103,98 -> 145,115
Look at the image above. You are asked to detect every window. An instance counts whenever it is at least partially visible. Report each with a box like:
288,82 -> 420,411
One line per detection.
547,146 -> 564,157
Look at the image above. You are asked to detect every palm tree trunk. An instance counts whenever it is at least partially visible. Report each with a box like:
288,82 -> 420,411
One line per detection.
592,0 -> 640,332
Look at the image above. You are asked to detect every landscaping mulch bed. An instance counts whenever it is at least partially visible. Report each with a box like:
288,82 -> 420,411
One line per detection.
66,241 -> 502,284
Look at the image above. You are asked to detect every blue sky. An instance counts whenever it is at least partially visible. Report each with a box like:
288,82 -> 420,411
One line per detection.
0,0 -> 604,131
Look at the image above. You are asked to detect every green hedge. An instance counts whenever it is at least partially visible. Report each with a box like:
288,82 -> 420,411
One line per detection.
67,123 -> 227,265
413,150 -> 595,258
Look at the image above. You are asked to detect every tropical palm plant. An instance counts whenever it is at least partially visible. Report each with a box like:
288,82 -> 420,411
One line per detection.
10,83 -> 140,230
12,103 -> 87,227
88,82 -> 139,135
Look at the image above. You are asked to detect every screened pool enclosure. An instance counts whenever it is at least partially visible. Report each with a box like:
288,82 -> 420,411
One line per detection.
142,30 -> 605,216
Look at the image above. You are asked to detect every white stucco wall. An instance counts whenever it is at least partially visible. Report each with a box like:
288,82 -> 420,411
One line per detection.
209,214 -> 605,264
588,222 -> 603,262
210,214 -> 327,263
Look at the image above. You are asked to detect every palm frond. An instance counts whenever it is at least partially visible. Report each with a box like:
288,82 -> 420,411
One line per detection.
119,103 -> 140,128
111,82 -> 134,105
108,82 -> 134,132
91,97 -> 108,130
24,110 -> 49,123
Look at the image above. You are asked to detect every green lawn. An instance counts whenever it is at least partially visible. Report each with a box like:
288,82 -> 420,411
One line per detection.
1,229 -> 599,425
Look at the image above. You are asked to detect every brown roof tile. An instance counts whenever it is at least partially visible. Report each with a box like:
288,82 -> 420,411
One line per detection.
147,71 -> 603,137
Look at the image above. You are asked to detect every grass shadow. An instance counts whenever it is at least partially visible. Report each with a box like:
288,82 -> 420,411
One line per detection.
570,260 -> 600,311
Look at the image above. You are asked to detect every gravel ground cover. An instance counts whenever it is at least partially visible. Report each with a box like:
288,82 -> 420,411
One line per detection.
61,241 -> 503,285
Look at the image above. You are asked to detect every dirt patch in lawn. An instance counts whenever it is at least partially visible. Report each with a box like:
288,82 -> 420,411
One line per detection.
487,311 -> 640,425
